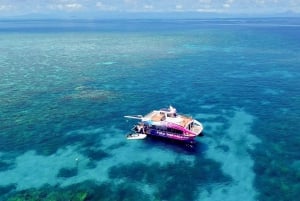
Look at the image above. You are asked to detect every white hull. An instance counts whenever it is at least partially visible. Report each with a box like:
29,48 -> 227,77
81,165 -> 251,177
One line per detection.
127,133 -> 147,140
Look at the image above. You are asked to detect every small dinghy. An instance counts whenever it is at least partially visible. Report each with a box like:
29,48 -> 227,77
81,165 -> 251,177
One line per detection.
127,133 -> 147,140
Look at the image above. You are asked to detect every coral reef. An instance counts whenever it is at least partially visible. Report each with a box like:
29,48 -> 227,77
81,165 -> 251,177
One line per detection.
57,167 -> 78,178
5,181 -> 151,201
108,159 -> 231,201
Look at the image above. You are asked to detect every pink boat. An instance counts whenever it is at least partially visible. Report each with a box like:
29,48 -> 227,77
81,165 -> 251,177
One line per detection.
124,106 -> 203,142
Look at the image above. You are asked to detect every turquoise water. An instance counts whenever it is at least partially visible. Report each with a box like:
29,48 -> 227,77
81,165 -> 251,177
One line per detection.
0,19 -> 300,201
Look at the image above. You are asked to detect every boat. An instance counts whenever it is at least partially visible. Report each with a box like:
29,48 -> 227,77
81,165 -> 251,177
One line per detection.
126,133 -> 147,140
124,106 -> 203,142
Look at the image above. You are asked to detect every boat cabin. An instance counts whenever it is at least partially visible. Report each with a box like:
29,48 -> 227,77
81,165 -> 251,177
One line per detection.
144,108 -> 193,128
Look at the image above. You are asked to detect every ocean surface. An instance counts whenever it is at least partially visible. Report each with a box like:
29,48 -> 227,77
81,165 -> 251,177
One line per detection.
0,18 -> 299,201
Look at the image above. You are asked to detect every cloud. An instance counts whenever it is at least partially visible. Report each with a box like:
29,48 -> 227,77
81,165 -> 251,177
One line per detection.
0,0 -> 299,17
222,0 -> 235,9
196,8 -> 224,13
49,2 -> 83,11
65,3 -> 82,9
176,4 -> 183,10
289,0 -> 300,12
144,4 -> 154,10
96,1 -> 116,11
256,0 -> 265,5
96,1 -> 104,7
124,0 -> 138,4
223,4 -> 231,8
0,4 -> 12,11
198,0 -> 212,3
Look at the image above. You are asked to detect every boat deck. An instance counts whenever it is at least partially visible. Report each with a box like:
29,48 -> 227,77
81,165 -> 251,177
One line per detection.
144,110 -> 192,127
150,113 -> 165,121
191,126 -> 202,134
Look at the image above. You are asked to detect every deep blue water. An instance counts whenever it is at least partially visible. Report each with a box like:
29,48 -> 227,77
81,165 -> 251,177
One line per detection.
0,18 -> 299,201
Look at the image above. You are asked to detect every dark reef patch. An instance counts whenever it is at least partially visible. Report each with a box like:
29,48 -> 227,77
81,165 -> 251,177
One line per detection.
108,158 -> 231,201
57,167 -> 78,178
0,184 -> 16,197
215,144 -> 230,152
0,160 -> 14,171
5,181 -> 151,201
82,148 -> 110,161
85,161 -> 97,169
0,91 -> 115,157
106,141 -> 126,150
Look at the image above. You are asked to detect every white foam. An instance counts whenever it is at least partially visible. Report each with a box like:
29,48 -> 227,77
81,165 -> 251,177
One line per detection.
198,109 -> 261,201
66,127 -> 104,135
102,61 -> 116,65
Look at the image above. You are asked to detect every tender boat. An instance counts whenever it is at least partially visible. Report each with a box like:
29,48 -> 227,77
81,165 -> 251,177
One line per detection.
124,106 -> 203,141
126,133 -> 147,140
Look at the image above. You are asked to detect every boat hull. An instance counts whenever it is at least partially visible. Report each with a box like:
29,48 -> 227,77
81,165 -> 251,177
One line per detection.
146,129 -> 195,141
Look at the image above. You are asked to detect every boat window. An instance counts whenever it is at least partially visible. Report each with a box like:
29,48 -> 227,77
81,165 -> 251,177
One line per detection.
167,113 -> 176,118
187,122 -> 194,130
150,125 -> 157,129
167,128 -> 183,134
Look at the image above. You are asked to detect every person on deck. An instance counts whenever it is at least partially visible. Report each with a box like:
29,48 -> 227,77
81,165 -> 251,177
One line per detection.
136,123 -> 145,133
169,106 -> 177,117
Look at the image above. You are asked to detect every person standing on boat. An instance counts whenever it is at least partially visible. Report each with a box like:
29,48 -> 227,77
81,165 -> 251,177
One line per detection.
136,123 -> 145,133
169,106 -> 177,117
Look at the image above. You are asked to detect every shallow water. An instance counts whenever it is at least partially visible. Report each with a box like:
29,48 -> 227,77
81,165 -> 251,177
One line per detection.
0,18 -> 299,201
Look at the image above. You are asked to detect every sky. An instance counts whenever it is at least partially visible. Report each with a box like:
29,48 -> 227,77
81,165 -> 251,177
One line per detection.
0,0 -> 299,18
